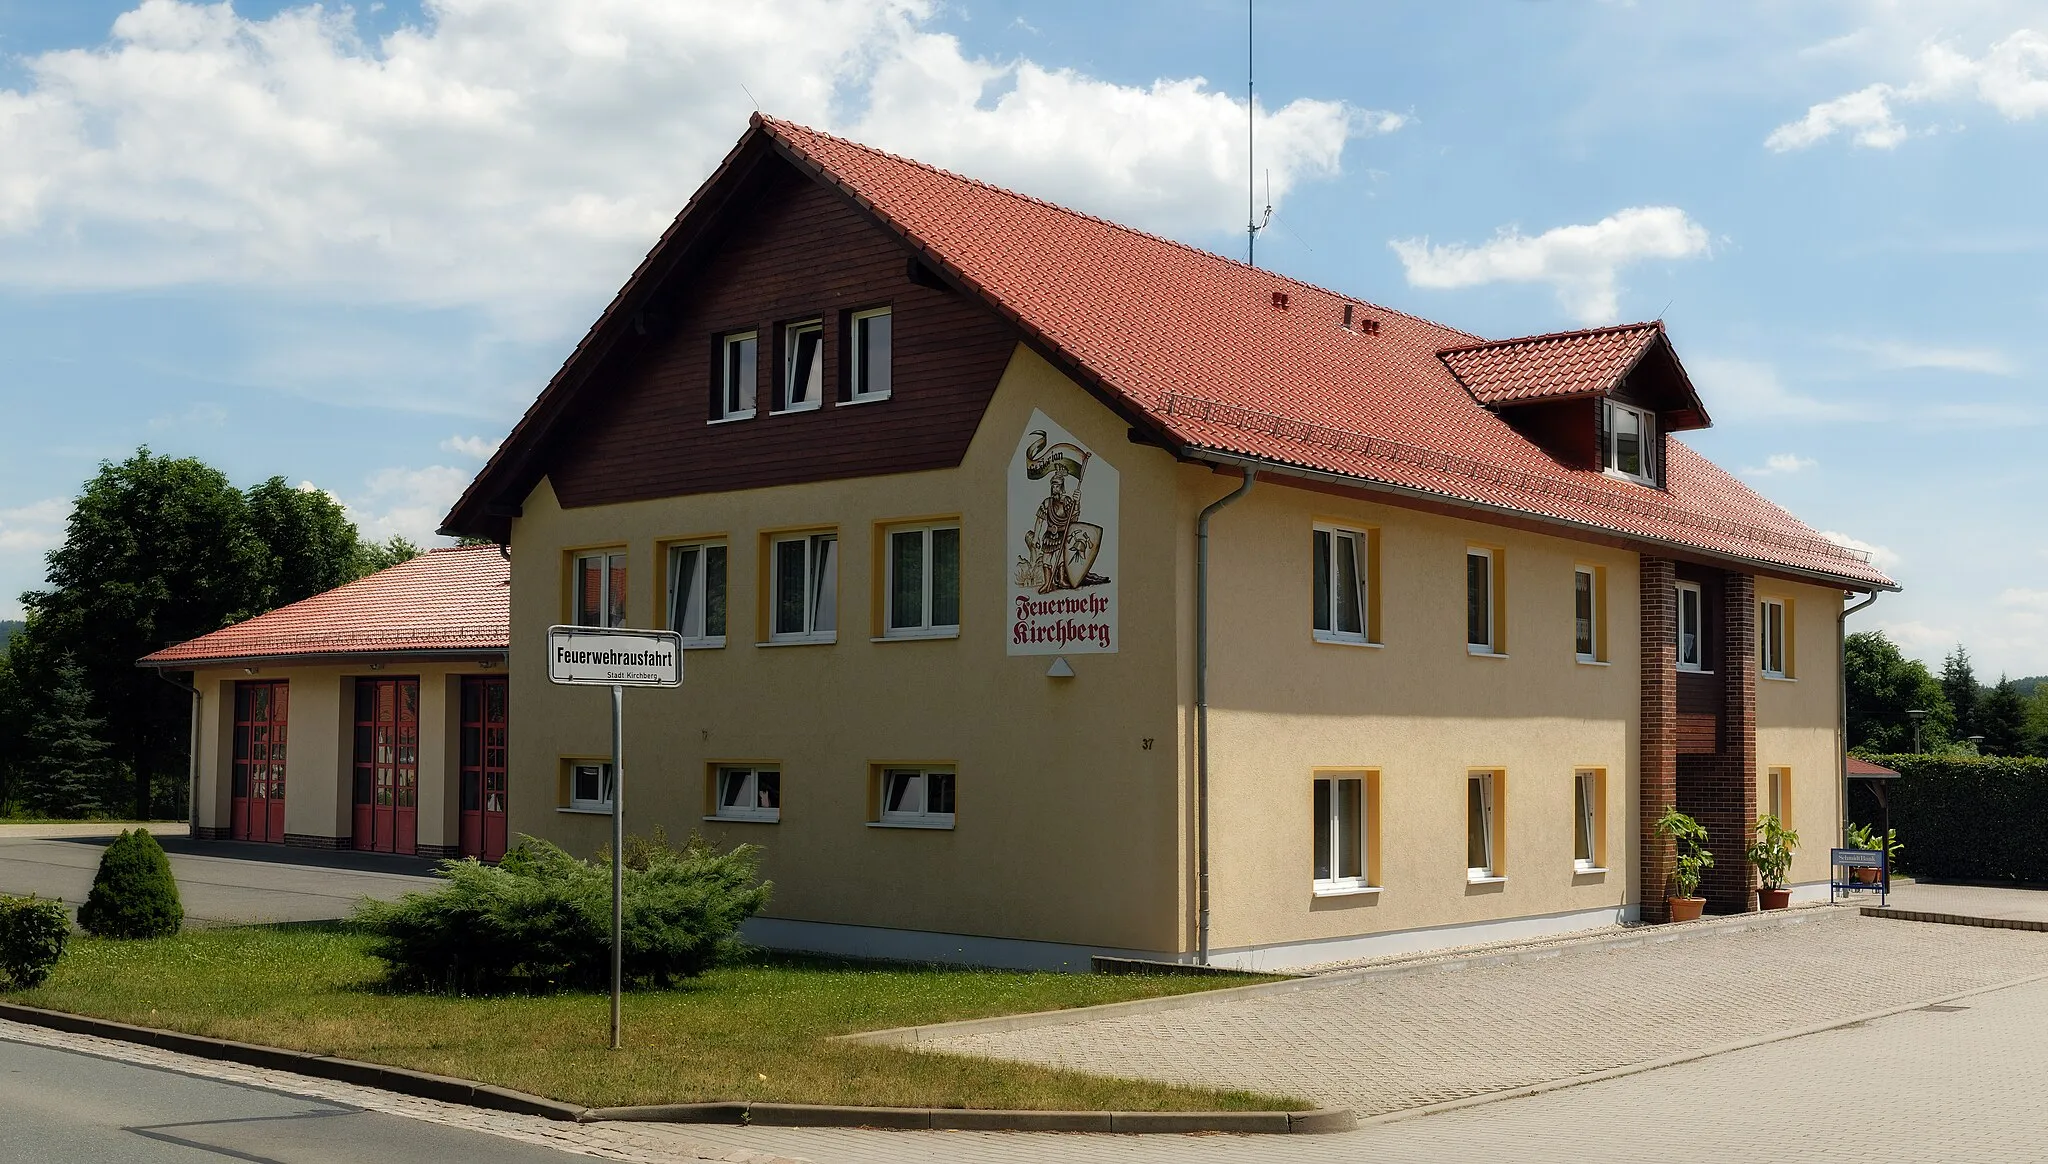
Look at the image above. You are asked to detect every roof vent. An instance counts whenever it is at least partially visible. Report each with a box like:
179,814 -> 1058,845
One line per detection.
1271,291 -> 1290,311
1343,304 -> 1382,335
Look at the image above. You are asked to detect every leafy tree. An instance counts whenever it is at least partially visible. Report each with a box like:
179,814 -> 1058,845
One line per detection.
245,477 -> 362,609
1845,631 -> 1952,753
1940,647 -> 1980,743
22,450 -> 268,819
1979,676 -> 2031,757
20,659 -> 119,818
355,535 -> 426,577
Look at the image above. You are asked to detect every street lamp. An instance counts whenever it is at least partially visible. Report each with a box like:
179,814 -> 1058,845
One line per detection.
1968,734 -> 1986,754
1905,708 -> 1928,753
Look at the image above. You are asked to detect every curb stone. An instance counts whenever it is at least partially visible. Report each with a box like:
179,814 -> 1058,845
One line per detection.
0,1002 -> 1351,1135
1862,906 -> 2048,933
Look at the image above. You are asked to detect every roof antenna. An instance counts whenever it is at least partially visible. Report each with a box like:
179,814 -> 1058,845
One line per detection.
739,82 -> 761,112
1246,0 -> 1271,267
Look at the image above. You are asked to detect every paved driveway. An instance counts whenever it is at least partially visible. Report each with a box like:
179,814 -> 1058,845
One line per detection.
0,826 -> 441,925
913,909 -> 2048,1117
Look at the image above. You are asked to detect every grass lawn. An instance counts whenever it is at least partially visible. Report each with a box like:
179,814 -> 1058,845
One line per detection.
10,924 -> 1301,1111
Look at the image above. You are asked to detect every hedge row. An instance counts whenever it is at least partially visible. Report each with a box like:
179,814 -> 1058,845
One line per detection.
1854,754 -> 2048,883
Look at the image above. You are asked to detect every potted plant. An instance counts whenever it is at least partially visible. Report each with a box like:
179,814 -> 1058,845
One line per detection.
1747,814 -> 1800,910
1655,806 -> 1713,922
1845,823 -> 1902,884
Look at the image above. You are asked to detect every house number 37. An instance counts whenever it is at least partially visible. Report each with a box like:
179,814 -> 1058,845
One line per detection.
1141,738 -> 1155,750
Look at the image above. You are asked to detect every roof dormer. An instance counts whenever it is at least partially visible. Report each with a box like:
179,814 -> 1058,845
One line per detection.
1438,322 -> 1709,487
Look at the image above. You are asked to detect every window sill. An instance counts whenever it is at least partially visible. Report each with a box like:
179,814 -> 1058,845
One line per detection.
1312,883 -> 1381,898
1467,648 -> 1509,659
837,392 -> 891,407
559,805 -> 613,815
757,637 -> 837,648
1576,657 -> 1610,667
1762,673 -> 1796,683
1574,866 -> 1609,875
1312,633 -> 1383,649
1466,874 -> 1507,885
703,814 -> 779,825
707,412 -> 756,426
1601,467 -> 1659,489
1677,667 -> 1715,675
867,819 -> 955,831
873,629 -> 960,643
680,638 -> 726,650
770,401 -> 823,416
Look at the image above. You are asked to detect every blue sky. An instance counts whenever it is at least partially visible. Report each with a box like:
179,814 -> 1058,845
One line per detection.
2,0 -> 2045,676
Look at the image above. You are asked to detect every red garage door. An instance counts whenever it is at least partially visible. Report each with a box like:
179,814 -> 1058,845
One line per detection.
351,678 -> 418,855
231,680 -> 288,843
458,676 -> 508,863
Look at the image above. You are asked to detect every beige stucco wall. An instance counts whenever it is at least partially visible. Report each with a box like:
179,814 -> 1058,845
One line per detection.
1194,478 -> 1643,952
505,345 -> 1189,954
1755,579 -> 1847,886
191,660 -> 499,852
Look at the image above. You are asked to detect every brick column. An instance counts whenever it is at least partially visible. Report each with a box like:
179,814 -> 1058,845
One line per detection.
1712,571 -> 1759,913
1639,556 -> 1678,923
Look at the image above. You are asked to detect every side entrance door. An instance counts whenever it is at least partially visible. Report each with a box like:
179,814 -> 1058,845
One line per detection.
230,680 -> 288,843
351,678 -> 419,855
458,675 -> 509,863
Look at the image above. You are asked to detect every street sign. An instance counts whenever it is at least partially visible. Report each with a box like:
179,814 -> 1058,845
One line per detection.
545,624 -> 684,1052
546,625 -> 683,687
1832,848 -> 1883,869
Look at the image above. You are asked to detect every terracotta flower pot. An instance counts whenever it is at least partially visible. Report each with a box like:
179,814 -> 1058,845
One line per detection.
1758,887 -> 1792,911
1668,896 -> 1706,923
1854,867 -> 1880,885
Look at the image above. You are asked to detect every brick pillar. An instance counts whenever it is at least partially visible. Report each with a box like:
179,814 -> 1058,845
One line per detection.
1713,571 -> 1759,913
1639,556 -> 1678,922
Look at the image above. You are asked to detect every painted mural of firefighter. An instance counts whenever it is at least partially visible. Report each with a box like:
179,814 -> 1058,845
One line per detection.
1014,430 -> 1109,594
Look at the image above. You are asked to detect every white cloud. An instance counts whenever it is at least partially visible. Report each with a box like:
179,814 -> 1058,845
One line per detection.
1821,529 -> 1903,571
1389,207 -> 1709,325
1768,28 -> 2048,151
1743,453 -> 1819,477
1850,338 -> 2019,376
440,434 -> 500,459
336,465 -> 474,545
2002,587 -> 2048,610
0,0 -> 1377,324
0,498 -> 70,555
1687,357 -> 1857,423
1878,618 -> 1960,652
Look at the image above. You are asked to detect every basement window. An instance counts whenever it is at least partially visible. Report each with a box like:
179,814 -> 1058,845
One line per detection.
713,766 -> 780,823
877,767 -> 955,829
569,761 -> 613,811
778,320 -> 824,413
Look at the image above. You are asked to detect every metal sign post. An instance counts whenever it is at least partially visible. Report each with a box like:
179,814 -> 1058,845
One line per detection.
546,625 -> 683,1051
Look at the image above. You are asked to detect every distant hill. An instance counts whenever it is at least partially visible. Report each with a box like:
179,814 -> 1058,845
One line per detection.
0,620 -> 20,658
2016,675 -> 2044,699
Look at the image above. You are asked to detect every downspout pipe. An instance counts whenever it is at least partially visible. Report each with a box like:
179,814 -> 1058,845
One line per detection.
1196,465 -> 1258,966
150,668 -> 202,836
1840,590 -> 1879,848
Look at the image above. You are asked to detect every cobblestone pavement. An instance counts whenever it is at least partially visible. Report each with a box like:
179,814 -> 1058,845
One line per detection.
914,911 -> 2048,1116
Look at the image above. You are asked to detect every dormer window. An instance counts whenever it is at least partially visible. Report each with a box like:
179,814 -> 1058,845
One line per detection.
1602,399 -> 1657,486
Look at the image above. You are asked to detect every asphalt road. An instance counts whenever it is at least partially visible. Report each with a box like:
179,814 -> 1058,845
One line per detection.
0,828 -> 440,925
0,1036 -> 591,1164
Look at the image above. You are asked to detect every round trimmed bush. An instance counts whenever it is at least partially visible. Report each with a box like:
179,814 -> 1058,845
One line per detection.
77,829 -> 184,939
0,895 -> 70,989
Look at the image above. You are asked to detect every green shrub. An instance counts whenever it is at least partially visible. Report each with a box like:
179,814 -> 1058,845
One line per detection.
355,830 -> 772,994
0,894 -> 70,989
1856,755 -> 2048,882
76,829 -> 183,939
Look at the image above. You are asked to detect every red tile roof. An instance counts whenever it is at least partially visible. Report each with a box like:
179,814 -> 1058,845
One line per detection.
1440,323 -> 1663,406
759,117 -> 1890,590
1847,756 -> 1902,778
140,546 -> 508,667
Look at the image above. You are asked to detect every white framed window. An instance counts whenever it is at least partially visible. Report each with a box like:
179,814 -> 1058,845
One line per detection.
1313,526 -> 1370,644
569,761 -> 613,811
1467,772 -> 1498,880
878,767 -> 955,828
885,524 -> 960,638
770,532 -> 838,642
713,331 -> 757,422
713,766 -> 780,823
1573,770 -> 1601,871
666,542 -> 727,647
1676,581 -> 1705,672
849,307 -> 892,401
1574,567 -> 1599,663
1313,775 -> 1370,892
574,552 -> 627,628
1467,548 -> 1496,654
1760,598 -> 1789,678
778,319 -> 824,413
1602,399 -> 1657,485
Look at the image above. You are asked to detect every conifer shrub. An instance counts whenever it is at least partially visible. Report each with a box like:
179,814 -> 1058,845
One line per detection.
0,895 -> 70,989
76,829 -> 184,938
354,830 -> 771,994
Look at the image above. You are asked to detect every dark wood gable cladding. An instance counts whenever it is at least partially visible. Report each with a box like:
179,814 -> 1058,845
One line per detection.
546,160 -> 1019,509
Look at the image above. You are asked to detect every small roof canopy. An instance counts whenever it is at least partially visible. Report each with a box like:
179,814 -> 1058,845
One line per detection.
1846,756 -> 1902,779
